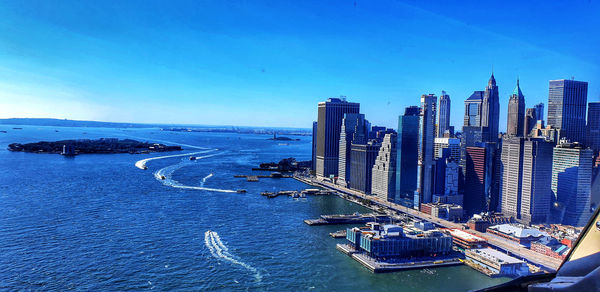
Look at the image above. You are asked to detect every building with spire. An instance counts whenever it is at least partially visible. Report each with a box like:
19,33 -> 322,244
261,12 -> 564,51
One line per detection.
437,91 -> 451,138
481,73 -> 500,142
507,79 -> 526,137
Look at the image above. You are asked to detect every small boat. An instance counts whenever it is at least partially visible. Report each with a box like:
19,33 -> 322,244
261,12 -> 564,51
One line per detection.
236,189 -> 247,193
189,156 -> 196,160
143,166 -> 148,170
160,175 -> 166,180
0,130 -> 7,133
12,127 -> 22,130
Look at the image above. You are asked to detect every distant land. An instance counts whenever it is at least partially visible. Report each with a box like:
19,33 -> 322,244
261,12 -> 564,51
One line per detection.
0,118 -> 311,136
8,138 -> 182,155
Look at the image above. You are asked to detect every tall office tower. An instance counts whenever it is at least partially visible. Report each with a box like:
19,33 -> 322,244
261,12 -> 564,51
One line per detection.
547,79 -> 588,144
464,146 -> 488,215
551,142 -> 593,226
481,74 -> 501,142
464,91 -> 484,127
587,102 -> 600,154
338,114 -> 367,187
524,108 -> 537,137
434,137 -> 461,162
312,121 -> 317,171
506,79 -> 525,137
369,126 -> 386,140
350,140 -> 381,194
396,106 -> 421,203
437,91 -> 451,138
432,148 -> 461,202
372,132 -> 398,202
534,103 -> 544,124
520,139 -> 554,225
417,94 -> 437,205
316,98 -> 360,179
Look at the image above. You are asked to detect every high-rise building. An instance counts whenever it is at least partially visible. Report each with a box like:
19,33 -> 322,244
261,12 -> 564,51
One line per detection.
551,142 -> 593,226
464,146 -> 490,215
464,91 -> 484,127
501,138 -> 554,224
534,103 -> 544,124
520,139 -> 554,225
587,102 -> 600,154
481,74 -> 501,143
547,79 -> 588,144
338,114 -> 367,187
316,98 -> 360,179
372,132 -> 398,202
350,140 -> 381,194
396,106 -> 420,202
507,79 -> 525,137
417,94 -> 437,205
437,91 -> 451,138
524,108 -> 537,137
434,137 -> 460,162
312,121 -> 317,171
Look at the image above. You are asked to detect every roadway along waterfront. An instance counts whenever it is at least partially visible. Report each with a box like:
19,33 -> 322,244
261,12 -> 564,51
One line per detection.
294,175 -> 563,271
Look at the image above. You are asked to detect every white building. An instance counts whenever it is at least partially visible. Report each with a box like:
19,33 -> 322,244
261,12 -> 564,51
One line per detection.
372,133 -> 398,202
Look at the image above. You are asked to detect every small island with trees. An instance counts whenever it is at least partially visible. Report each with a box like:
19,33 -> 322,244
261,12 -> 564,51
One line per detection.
8,138 -> 182,155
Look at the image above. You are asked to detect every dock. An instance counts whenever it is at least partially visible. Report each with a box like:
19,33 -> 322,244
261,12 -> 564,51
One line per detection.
259,189 -> 333,199
337,244 -> 463,273
234,174 -> 293,180
329,230 -> 347,238
304,213 -> 391,226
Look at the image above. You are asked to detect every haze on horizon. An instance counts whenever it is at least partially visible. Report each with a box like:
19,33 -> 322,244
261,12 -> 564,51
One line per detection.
0,0 -> 598,129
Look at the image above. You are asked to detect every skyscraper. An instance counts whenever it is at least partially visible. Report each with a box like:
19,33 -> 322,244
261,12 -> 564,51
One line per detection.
338,113 -> 367,187
501,137 -> 554,224
464,146 -> 489,215
481,74 -> 500,142
534,103 -> 544,124
587,102 -> 600,154
524,108 -> 537,137
312,121 -> 317,171
396,106 -> 420,203
434,137 -> 461,162
350,140 -> 381,194
437,91 -> 451,137
316,98 -> 360,179
417,94 -> 437,205
463,91 -> 484,127
551,142 -> 593,226
506,79 -> 525,137
372,132 -> 398,202
547,79 -> 588,144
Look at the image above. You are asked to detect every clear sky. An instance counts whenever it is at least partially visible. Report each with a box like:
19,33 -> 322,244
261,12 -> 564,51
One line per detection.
0,0 -> 598,129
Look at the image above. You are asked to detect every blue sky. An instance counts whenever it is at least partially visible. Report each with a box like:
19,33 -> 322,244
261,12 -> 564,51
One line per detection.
0,0 -> 598,129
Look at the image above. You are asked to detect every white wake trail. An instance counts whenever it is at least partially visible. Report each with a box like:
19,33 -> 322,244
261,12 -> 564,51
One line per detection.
204,231 -> 218,257
201,173 -> 214,187
135,149 -> 216,169
206,231 -> 262,282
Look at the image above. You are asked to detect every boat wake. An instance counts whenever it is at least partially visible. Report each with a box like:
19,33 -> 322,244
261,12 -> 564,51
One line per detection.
154,153 -> 236,193
204,230 -> 262,282
135,149 -> 216,169
201,173 -> 214,187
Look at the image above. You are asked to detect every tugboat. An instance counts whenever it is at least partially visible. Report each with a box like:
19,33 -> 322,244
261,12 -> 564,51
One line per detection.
236,189 -> 247,193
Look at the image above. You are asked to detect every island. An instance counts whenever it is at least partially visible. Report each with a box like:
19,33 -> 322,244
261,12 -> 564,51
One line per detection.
7,138 -> 182,155
253,157 -> 311,171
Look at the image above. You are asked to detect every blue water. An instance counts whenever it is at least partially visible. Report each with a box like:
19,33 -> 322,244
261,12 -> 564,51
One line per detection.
0,125 -> 509,291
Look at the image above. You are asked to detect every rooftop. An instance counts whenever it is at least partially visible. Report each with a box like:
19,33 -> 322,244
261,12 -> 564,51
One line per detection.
488,224 -> 548,239
446,229 -> 487,243
469,248 -> 525,265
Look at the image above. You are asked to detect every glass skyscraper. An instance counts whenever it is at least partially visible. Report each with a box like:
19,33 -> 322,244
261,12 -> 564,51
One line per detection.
547,79 -> 588,144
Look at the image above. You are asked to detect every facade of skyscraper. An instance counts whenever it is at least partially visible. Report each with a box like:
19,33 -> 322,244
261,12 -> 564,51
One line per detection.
338,113 -> 367,187
524,108 -> 537,137
396,106 -> 421,202
463,91 -> 484,127
417,94 -> 437,205
464,146 -> 489,216
551,142 -> 593,226
520,139 -> 554,225
481,74 -> 501,143
547,79 -> 588,144
587,102 -> 600,154
312,121 -> 317,171
437,91 -> 451,137
501,138 -> 554,224
350,141 -> 381,194
316,98 -> 360,178
506,79 -> 525,137
534,103 -> 544,124
434,137 -> 460,162
371,132 -> 398,202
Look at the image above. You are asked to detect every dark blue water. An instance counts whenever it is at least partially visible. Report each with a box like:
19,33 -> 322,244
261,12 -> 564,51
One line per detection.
0,125 -> 508,291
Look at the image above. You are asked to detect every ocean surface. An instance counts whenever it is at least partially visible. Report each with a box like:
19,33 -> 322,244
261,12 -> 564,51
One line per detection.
0,125 -> 509,291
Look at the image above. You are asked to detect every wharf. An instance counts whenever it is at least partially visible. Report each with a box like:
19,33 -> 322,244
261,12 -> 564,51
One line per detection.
337,244 -> 463,273
304,213 -> 390,226
261,189 -> 333,199
234,174 -> 293,181
330,230 -> 347,238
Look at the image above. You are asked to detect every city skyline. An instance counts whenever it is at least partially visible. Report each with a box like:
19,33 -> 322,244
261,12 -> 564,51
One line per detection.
1,1 -> 599,128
